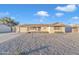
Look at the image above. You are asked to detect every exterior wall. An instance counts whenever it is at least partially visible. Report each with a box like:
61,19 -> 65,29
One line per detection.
15,25 -> 65,33
49,27 -> 65,33
16,26 -> 20,32
41,27 -> 50,33
16,26 -> 28,32
49,27 -> 54,33
72,27 -> 79,33
58,27 -> 65,33
78,28 -> 79,32
62,27 -> 66,33
19,27 -> 27,32
28,27 -> 40,32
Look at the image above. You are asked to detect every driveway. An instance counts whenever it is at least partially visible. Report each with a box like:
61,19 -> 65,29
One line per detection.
0,33 -> 24,43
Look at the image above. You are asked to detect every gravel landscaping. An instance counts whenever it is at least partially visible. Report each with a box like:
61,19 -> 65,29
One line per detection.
0,33 -> 79,55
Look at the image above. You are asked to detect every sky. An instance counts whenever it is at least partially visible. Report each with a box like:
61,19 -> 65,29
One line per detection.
0,4 -> 79,24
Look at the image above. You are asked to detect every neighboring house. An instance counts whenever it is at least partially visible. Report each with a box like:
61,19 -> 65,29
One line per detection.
0,23 -> 11,33
16,23 -> 65,33
71,24 -> 79,33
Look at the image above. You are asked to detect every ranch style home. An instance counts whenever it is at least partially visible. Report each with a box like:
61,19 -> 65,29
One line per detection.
15,23 -> 65,33
15,23 -> 79,33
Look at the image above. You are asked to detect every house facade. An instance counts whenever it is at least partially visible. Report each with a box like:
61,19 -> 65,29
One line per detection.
71,24 -> 79,33
16,23 -> 65,33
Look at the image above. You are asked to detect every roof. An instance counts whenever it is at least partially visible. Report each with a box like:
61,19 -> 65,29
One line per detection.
71,24 -> 79,28
50,23 -> 65,27
17,24 -> 50,27
16,23 -> 65,27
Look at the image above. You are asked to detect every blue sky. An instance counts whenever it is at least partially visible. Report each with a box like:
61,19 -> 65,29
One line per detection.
0,4 -> 79,24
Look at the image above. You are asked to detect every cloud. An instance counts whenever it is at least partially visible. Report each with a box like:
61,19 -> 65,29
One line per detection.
55,5 -> 77,12
71,16 -> 79,20
34,11 -> 49,23
55,13 -> 64,17
35,11 -> 49,17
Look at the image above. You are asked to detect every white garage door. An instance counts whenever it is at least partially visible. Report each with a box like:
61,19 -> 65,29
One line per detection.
0,24 -> 11,33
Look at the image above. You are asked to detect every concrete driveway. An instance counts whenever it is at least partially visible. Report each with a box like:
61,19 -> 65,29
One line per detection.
0,33 -> 23,43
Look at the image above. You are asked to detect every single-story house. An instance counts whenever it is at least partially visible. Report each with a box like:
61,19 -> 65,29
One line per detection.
15,23 -> 65,33
71,24 -> 79,33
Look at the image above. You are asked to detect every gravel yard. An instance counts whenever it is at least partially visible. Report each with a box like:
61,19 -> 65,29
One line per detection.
0,33 -> 79,55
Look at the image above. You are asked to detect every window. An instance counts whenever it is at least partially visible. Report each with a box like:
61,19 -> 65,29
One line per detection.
54,27 -> 61,30
31,27 -> 37,30
38,27 -> 41,31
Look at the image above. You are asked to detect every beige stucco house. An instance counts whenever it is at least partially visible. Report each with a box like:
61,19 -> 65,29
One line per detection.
16,23 -> 65,33
71,24 -> 79,33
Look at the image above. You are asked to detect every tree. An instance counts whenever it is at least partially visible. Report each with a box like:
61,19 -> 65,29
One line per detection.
0,17 -> 19,32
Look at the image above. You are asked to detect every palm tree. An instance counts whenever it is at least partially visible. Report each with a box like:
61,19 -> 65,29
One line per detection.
0,17 -> 19,32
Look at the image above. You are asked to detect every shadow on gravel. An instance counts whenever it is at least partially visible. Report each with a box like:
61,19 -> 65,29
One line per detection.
19,45 -> 51,55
